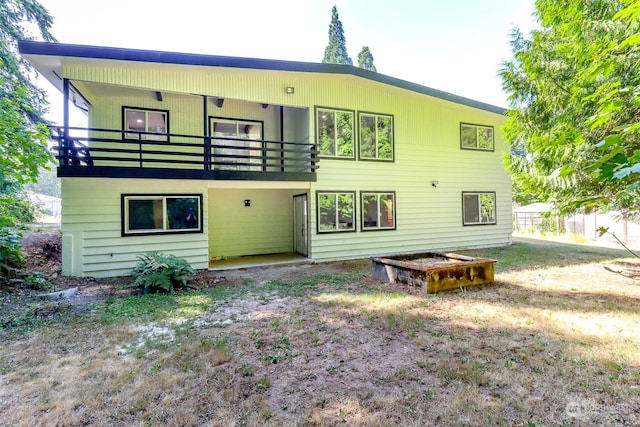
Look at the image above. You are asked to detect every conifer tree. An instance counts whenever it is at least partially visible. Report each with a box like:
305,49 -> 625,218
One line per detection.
357,46 -> 376,72
322,6 -> 352,65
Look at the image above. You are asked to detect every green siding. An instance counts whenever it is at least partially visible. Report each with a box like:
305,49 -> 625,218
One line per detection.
61,178 -> 209,277
208,188 -> 299,258
58,56 -> 511,274
308,92 -> 510,261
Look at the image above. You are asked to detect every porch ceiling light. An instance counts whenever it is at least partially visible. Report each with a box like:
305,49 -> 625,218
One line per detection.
215,98 -> 224,108
261,104 -> 269,109
285,86 -> 295,94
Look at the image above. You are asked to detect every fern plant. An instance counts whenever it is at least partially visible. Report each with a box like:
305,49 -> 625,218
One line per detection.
129,252 -> 195,294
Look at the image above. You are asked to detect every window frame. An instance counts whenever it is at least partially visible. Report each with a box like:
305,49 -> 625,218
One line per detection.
122,106 -> 170,142
462,191 -> 497,226
121,193 -> 203,237
209,116 -> 265,171
360,191 -> 396,231
316,191 -> 356,234
315,106 -> 356,160
357,111 -> 395,162
460,122 -> 494,152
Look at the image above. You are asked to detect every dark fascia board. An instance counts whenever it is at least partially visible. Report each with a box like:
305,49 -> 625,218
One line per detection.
19,40 -> 506,115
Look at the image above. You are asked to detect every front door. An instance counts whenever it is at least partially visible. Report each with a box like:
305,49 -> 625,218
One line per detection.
293,194 -> 308,256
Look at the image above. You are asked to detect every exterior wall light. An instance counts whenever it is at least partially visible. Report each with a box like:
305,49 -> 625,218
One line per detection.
431,180 -> 439,188
285,86 -> 295,94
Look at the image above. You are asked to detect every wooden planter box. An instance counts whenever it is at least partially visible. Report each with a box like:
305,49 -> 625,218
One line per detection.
371,252 -> 497,293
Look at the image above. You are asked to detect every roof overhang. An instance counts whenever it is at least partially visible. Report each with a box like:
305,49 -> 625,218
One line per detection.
19,40 -> 506,115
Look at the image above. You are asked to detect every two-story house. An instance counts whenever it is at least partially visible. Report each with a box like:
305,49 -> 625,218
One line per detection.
19,40 -> 512,277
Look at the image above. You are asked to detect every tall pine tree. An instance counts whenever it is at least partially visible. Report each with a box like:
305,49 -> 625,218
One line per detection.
357,46 -> 376,72
322,6 -> 352,65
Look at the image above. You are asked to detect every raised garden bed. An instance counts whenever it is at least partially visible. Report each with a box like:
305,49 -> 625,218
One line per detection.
371,252 -> 497,293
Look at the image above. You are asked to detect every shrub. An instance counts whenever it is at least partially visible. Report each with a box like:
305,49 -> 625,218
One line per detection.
0,194 -> 36,228
0,227 -> 25,276
129,252 -> 195,294
26,272 -> 56,292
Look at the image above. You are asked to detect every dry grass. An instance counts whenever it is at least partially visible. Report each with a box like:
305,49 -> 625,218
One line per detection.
1,240 -> 640,426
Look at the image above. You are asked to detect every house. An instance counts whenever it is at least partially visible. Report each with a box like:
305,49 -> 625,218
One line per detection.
19,40 -> 512,278
27,192 -> 62,216
513,202 -> 553,232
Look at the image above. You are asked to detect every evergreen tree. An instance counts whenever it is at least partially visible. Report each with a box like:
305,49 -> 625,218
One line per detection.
0,0 -> 55,187
322,6 -> 352,65
1,0 -> 56,124
357,46 -> 376,72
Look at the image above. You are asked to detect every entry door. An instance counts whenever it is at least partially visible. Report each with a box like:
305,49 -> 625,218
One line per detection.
293,194 -> 308,256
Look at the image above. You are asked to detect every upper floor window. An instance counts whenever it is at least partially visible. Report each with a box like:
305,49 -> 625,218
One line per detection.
316,107 -> 355,159
210,117 -> 263,171
317,191 -> 356,233
460,123 -> 494,151
359,112 -> 394,161
122,194 -> 202,236
123,107 -> 169,141
361,192 -> 395,230
462,192 -> 496,225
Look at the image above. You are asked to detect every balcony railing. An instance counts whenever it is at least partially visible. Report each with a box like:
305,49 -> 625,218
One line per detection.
50,127 -> 318,181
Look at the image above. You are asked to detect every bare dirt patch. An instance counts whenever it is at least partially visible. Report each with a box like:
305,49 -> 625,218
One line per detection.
1,234 -> 640,425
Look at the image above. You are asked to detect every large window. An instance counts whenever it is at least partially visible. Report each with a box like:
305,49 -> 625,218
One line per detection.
359,112 -> 394,161
316,107 -> 355,159
460,123 -> 494,151
317,192 -> 356,233
122,194 -> 202,236
123,107 -> 169,141
210,118 -> 263,171
462,192 -> 496,225
361,192 -> 395,230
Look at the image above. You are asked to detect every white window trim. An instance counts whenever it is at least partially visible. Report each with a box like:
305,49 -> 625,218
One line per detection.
124,107 -> 169,141
210,118 -> 263,171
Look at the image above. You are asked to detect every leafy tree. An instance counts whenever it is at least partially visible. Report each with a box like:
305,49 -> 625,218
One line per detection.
1,0 -> 55,189
500,0 -> 640,215
322,6 -> 352,65
25,161 -> 61,198
357,46 -> 377,72
1,0 -> 56,278
0,80 -> 51,186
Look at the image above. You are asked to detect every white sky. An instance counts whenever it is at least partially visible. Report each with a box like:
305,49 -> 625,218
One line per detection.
36,0 -> 537,125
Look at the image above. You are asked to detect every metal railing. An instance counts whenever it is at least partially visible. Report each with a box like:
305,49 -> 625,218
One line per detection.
50,126 -> 318,174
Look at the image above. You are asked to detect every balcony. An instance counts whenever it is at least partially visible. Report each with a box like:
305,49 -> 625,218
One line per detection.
51,127 -> 318,182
